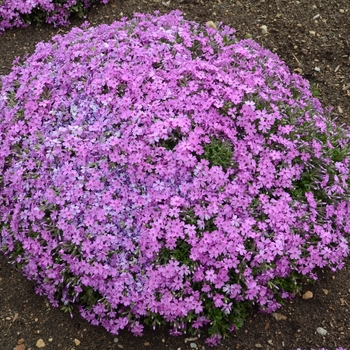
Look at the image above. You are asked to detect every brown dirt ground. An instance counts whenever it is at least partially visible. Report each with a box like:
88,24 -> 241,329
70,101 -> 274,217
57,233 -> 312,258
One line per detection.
1,0 -> 350,349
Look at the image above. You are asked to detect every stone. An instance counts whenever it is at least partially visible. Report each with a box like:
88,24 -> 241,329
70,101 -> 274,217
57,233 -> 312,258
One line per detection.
317,327 -> 328,336
260,25 -> 268,34
36,339 -> 45,348
74,338 -> 81,346
16,345 -> 26,350
185,337 -> 198,343
206,21 -> 217,30
302,291 -> 313,299
272,312 -> 287,321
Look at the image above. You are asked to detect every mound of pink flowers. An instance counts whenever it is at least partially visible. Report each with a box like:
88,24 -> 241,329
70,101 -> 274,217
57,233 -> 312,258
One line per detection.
0,0 -> 108,33
1,11 -> 350,346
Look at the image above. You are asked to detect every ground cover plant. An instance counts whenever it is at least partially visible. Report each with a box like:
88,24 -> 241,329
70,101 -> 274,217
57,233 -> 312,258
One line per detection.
1,11 -> 350,346
0,0 -> 109,33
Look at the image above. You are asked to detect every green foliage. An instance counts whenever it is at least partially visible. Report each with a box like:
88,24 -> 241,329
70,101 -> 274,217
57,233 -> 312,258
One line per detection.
21,7 -> 47,25
158,240 -> 191,266
160,129 -> 183,151
310,82 -> 320,98
204,298 -> 248,338
79,285 -> 104,307
202,137 -> 234,171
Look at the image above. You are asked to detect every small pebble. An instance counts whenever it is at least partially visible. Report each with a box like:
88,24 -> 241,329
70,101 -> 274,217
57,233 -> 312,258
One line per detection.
74,339 -> 81,346
317,327 -> 328,336
272,312 -> 287,321
185,337 -> 198,343
309,30 -> 316,35
113,338 -> 119,343
314,67 -> 321,72
255,344 -> 263,348
18,339 -> 25,345
302,291 -> 313,299
339,9 -> 345,13
206,21 -> 217,30
190,343 -> 198,349
36,339 -> 45,348
48,338 -> 53,343
260,25 -> 268,34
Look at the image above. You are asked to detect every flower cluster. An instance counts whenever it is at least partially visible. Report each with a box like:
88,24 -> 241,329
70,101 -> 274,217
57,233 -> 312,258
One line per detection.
0,0 -> 109,34
1,11 -> 350,346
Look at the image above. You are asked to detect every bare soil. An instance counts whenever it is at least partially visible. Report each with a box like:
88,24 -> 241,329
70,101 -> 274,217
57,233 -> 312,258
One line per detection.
1,1 -> 350,349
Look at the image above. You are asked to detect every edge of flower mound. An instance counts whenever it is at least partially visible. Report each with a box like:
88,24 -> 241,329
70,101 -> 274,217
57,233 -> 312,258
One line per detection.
1,11 -> 350,346
0,0 -> 109,34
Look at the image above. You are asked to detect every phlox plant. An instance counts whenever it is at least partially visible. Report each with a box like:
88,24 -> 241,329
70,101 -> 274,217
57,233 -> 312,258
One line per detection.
0,0 -> 109,34
1,11 -> 350,346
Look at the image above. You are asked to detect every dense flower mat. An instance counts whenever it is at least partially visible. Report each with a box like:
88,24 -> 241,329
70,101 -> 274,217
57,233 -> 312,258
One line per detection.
1,11 -> 350,346
0,0 -> 109,33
